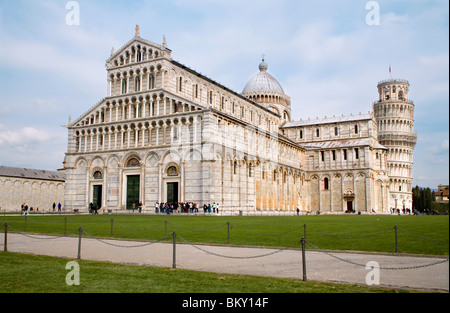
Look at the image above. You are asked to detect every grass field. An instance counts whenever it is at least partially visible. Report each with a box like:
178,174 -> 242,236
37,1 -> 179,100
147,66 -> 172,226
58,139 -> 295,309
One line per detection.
0,251 -> 417,293
1,214 -> 448,255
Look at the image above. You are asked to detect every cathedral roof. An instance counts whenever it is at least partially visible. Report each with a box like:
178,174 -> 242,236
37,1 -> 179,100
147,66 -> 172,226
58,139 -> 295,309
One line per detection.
242,60 -> 285,95
298,138 -> 386,150
283,112 -> 374,128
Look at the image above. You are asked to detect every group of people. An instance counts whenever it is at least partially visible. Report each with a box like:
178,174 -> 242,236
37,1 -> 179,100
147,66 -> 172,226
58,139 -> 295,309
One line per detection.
154,202 -> 220,214
89,202 -> 101,214
20,202 -> 61,214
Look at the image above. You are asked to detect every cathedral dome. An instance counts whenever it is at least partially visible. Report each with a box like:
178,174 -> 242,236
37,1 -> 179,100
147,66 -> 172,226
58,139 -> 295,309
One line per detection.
242,59 -> 285,95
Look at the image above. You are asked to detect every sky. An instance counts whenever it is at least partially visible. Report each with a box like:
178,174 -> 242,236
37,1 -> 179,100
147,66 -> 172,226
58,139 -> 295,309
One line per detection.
0,0 -> 448,189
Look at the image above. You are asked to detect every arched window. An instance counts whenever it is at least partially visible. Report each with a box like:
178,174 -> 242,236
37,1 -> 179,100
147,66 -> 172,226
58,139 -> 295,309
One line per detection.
93,171 -> 103,180
335,127 -> 339,136
149,75 -> 155,89
121,79 -> 128,94
167,166 -> 179,177
324,177 -> 329,190
127,158 -> 140,167
355,124 -> 359,134
316,128 -> 320,137
135,76 -> 141,92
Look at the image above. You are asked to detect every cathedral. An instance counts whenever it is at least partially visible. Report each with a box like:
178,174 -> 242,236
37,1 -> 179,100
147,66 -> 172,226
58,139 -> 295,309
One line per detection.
63,28 -> 417,215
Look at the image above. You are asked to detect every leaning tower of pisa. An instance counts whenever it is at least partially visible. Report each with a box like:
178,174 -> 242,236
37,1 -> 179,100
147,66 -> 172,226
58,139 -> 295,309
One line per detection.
373,79 -> 417,212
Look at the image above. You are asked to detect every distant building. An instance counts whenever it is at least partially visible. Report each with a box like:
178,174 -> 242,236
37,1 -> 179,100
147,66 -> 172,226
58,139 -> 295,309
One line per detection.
436,185 -> 449,203
0,166 -> 65,212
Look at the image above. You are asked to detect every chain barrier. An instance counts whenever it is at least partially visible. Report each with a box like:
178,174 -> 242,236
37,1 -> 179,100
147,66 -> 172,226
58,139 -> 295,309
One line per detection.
113,220 -> 162,231
176,233 -> 301,259
5,224 -> 78,240
81,229 -> 167,248
305,240 -> 449,270
167,221 -> 228,232
229,223 -> 304,236
305,225 -> 394,239
66,218 -> 111,227
27,218 -> 61,225
396,226 -> 449,243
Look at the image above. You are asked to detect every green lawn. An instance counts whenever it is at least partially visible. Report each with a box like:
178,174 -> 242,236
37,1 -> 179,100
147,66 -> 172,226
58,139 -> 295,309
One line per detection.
1,214 -> 448,255
0,252 -> 416,293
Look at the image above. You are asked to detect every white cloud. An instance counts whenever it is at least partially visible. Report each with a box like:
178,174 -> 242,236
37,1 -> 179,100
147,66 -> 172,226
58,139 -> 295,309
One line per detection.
0,125 -> 54,146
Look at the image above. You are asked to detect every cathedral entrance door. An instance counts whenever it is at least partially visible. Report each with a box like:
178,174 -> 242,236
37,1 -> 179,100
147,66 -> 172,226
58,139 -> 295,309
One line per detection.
167,182 -> 179,203
93,185 -> 102,209
126,175 -> 140,210
347,200 -> 353,212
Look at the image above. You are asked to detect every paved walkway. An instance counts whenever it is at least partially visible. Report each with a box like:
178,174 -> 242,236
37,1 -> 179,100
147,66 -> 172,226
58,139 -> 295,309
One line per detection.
1,232 -> 448,292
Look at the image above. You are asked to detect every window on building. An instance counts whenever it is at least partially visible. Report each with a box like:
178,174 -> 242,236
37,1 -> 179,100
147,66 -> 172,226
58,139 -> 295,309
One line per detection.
209,91 -> 213,104
324,177 -> 329,190
343,149 -> 348,160
355,148 -> 359,159
316,128 -> 320,137
135,76 -> 141,92
321,151 -> 325,162
332,150 -> 336,161
179,77 -> 183,92
335,127 -> 339,136
121,78 -> 128,94
149,75 -> 155,89
300,130 -> 303,139
355,124 -> 359,134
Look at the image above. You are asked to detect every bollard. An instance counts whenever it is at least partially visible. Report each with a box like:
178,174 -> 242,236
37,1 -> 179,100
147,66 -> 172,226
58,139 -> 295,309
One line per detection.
301,237 -> 307,282
172,232 -> 177,269
77,227 -> 82,260
394,225 -> 398,253
303,224 -> 307,241
4,223 -> 7,252
227,221 -> 230,245
111,218 -> 114,237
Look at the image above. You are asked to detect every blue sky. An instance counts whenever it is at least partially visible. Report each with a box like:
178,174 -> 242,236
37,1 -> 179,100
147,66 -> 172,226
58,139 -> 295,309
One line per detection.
0,0 -> 448,188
